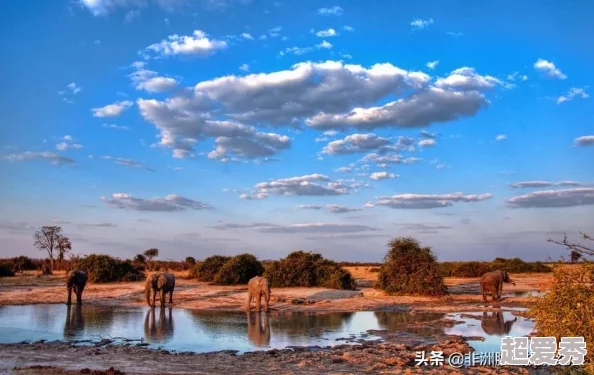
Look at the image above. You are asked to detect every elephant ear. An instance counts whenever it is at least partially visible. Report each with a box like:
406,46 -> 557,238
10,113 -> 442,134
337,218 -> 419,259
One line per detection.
157,274 -> 167,289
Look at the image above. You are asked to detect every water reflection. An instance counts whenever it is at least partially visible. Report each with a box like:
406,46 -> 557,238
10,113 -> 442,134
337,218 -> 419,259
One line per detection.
144,307 -> 174,343
64,305 -> 85,338
480,311 -> 517,335
246,312 -> 270,347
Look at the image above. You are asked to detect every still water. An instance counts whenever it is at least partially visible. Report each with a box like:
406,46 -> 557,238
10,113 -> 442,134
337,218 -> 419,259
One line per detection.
0,305 -> 534,354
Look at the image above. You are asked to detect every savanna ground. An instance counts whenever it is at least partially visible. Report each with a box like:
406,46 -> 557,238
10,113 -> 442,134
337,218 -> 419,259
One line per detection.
0,266 -> 565,375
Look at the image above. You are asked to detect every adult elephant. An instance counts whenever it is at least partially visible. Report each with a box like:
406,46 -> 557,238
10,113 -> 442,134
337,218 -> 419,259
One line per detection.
246,276 -> 271,312
145,272 -> 176,308
480,270 -> 516,302
481,311 -> 518,335
66,270 -> 88,305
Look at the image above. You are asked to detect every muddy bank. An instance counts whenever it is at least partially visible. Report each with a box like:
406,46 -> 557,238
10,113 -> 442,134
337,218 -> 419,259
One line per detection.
1,335 -> 553,375
0,270 -> 552,313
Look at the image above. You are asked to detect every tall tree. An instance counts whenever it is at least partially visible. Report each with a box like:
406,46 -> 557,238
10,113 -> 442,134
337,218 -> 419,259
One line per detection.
56,235 -> 72,270
33,226 -> 62,271
144,248 -> 159,261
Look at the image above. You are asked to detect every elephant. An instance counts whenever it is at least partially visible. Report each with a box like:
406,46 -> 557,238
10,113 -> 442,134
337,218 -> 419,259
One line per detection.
246,311 -> 270,347
480,270 -> 516,302
145,272 -> 175,308
144,307 -> 174,342
246,276 -> 271,312
66,270 -> 88,305
481,311 -> 517,335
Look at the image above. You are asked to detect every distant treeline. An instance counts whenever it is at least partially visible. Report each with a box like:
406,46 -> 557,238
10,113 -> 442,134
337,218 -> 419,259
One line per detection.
439,258 -> 552,277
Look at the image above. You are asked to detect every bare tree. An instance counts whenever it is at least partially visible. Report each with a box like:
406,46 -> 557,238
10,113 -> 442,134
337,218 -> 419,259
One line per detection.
33,226 -> 62,271
548,232 -> 593,259
56,235 -> 72,270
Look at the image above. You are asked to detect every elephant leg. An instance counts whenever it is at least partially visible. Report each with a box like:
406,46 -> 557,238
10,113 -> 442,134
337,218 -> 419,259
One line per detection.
67,288 -> 72,305
498,282 -> 503,301
169,290 -> 173,305
152,290 -> 157,307
481,282 -> 486,302
264,293 -> 269,312
255,292 -> 261,311
160,290 -> 165,307
246,292 -> 252,310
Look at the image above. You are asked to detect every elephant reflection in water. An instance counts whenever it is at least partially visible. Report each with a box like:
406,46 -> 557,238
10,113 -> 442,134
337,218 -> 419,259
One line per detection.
481,311 -> 517,335
144,307 -> 174,342
64,304 -> 85,338
246,311 -> 270,347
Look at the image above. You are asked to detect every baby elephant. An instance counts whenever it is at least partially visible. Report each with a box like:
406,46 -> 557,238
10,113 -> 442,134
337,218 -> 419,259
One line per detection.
67,270 -> 88,305
480,270 -> 516,302
247,276 -> 271,312
145,272 -> 176,308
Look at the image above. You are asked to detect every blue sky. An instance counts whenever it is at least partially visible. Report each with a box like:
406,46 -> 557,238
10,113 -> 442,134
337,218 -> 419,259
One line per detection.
1,0 -> 593,262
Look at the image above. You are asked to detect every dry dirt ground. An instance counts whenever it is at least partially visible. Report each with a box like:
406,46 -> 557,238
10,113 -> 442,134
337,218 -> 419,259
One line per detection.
0,268 -> 559,375
0,268 -> 554,313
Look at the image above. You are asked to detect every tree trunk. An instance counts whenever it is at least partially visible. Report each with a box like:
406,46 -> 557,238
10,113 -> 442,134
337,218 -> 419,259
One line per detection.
50,257 -> 54,271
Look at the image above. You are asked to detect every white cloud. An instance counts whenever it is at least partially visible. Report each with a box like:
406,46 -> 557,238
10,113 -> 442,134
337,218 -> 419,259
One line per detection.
102,193 -> 212,211
67,82 -> 82,94
509,181 -> 586,188
317,6 -> 343,16
435,67 -> 503,91
495,134 -> 507,141
280,40 -> 333,56
410,18 -> 434,30
56,142 -> 83,151
240,174 -> 351,199
418,139 -> 436,147
506,188 -> 594,208
92,100 -> 133,117
507,72 -> 528,82
241,33 -> 254,40
556,87 -> 589,104
369,171 -> 398,180
446,31 -> 463,37
144,30 -> 227,58
124,9 -> 140,22
533,58 -> 567,79
3,151 -> 75,165
360,153 -> 420,166
575,135 -> 594,147
129,67 -> 178,93
315,28 -> 338,37
420,130 -> 437,139
367,192 -> 493,209
296,204 -> 323,210
325,204 -> 363,213
207,132 -> 291,162
239,63 -> 250,72
322,133 -> 392,155
258,223 -> 379,234
268,26 -> 282,38
426,60 -> 439,70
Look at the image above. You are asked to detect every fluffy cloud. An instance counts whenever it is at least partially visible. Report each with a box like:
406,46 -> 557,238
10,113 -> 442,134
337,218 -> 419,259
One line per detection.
305,88 -> 487,131
495,134 -> 507,141
100,156 -> 153,171
239,64 -> 250,72
102,193 -> 212,211
322,133 -> 392,155
533,58 -> 567,79
207,132 -> 291,161
56,142 -> 83,151
239,174 -> 351,199
317,6 -> 344,16
81,0 -> 246,16
240,33 -> 254,40
509,181 -> 585,188
420,130 -> 437,139
3,151 -> 75,165
369,171 -> 398,180
314,28 -> 338,37
575,135 -> 594,147
144,30 -> 227,58
418,139 -> 436,147
130,67 -> 178,93
435,67 -> 503,91
280,40 -> 333,56
505,188 -> 594,208
426,60 -> 439,70
410,18 -> 434,30
296,205 -> 323,210
103,124 -> 129,130
326,204 -> 363,213
92,100 -> 133,117
360,153 -> 420,166
366,192 -> 493,209
556,87 -> 589,104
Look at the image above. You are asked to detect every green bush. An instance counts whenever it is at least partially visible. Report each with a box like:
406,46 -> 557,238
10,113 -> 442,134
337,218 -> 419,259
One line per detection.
0,266 -> 15,277
74,254 -> 145,283
214,254 -> 265,285
0,256 -> 40,272
265,251 -> 356,290
193,255 -> 231,281
376,237 -> 447,296
450,261 -> 492,277
490,257 -> 552,273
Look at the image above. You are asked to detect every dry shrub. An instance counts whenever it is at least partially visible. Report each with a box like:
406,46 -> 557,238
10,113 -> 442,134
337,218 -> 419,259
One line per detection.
0,266 -> 15,277
450,261 -> 492,277
213,254 -> 265,285
265,251 -> 356,290
490,257 -> 552,273
376,237 -> 447,296
529,262 -> 594,373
